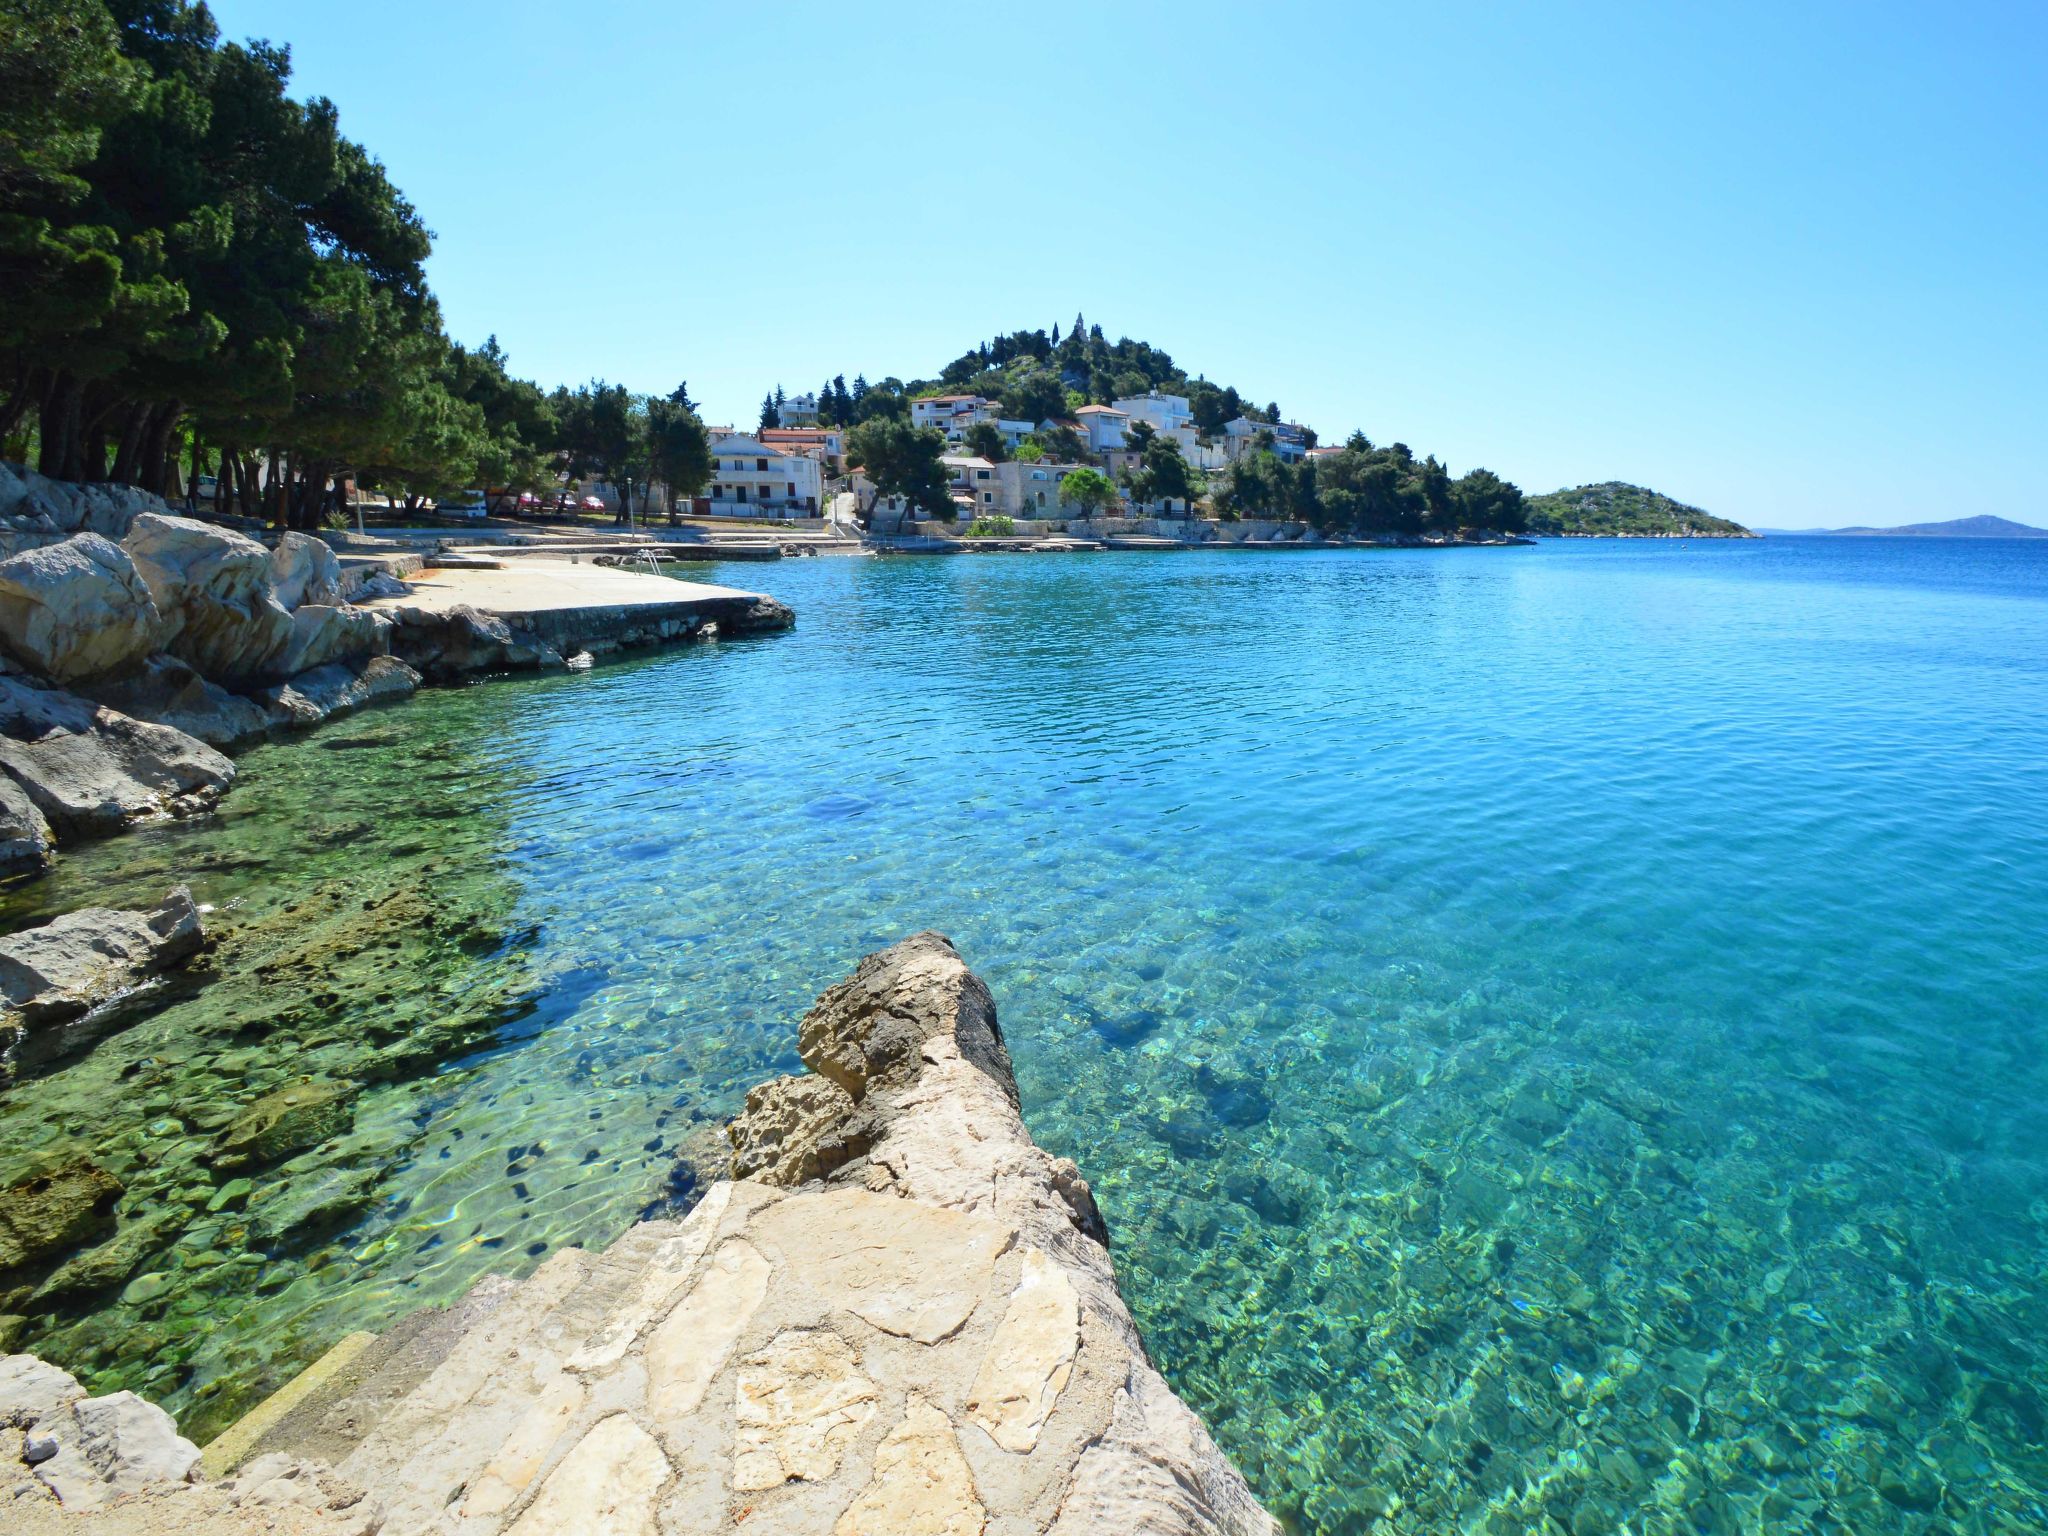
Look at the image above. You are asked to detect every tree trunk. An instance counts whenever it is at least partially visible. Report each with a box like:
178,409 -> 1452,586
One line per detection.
138,402 -> 180,496
36,372 -> 85,482
108,403 -> 148,486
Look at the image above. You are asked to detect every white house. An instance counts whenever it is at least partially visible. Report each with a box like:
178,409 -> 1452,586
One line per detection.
1112,391 -> 1194,435
1222,415 -> 1311,463
779,392 -> 820,427
1074,404 -> 1129,454
706,431 -> 823,517
912,394 -> 991,433
942,454 -> 1000,513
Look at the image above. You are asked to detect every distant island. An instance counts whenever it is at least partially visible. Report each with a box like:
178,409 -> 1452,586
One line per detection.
1759,514 -> 2048,539
1525,482 -> 1755,538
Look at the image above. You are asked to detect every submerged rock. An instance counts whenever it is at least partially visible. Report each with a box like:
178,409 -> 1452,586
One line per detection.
0,885 -> 203,1067
0,533 -> 164,683
0,1162 -> 123,1279
210,1076 -> 357,1173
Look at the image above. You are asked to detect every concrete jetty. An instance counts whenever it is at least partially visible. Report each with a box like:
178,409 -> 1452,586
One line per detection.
356,560 -> 794,659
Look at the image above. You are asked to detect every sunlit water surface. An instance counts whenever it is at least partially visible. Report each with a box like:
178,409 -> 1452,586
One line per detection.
4,538 -> 2045,1534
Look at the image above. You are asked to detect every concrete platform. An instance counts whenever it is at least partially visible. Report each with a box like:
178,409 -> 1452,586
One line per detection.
358,560 -> 762,615
358,559 -> 794,657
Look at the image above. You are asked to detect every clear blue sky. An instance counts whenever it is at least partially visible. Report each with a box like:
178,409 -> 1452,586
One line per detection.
212,0 -> 2045,529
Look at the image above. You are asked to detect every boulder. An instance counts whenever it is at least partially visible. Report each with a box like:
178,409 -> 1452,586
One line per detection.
268,531 -> 346,609
0,533 -> 164,682
271,602 -> 390,677
123,512 -> 294,684
0,886 -> 203,1060
0,672 -> 233,843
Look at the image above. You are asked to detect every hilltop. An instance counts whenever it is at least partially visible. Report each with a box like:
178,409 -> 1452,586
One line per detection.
1525,482 -> 1754,538
1778,514 -> 2048,539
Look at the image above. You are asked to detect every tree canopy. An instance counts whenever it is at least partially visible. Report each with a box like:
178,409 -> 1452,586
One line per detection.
0,1 -> 713,528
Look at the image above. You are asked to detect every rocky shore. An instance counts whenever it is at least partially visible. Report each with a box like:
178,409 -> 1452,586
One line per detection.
0,463 -> 793,883
3,934 -> 1277,1534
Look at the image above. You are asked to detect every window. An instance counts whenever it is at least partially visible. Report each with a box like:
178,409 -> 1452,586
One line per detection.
983,492 -> 993,504
757,458 -> 769,472
975,469 -> 990,480
787,483 -> 796,496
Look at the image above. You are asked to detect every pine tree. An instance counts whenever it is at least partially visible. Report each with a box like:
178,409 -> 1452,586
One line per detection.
759,392 -> 780,432
1051,322 -> 1061,346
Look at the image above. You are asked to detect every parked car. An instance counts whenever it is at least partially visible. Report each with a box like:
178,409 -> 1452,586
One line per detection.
579,495 -> 605,513
439,494 -> 490,519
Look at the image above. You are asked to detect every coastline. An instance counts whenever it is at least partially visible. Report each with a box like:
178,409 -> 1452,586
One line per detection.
4,935 -> 1280,1534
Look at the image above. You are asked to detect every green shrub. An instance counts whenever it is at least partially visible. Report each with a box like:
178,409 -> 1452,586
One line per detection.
964,516 -> 1016,537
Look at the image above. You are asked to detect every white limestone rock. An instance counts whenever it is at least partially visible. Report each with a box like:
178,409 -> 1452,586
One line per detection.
0,533 -> 164,682
123,512 -> 295,684
964,1245 -> 1079,1453
268,531 -> 346,609
272,602 -> 390,677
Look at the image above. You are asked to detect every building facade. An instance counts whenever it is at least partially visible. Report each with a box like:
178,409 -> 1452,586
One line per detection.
705,432 -> 824,516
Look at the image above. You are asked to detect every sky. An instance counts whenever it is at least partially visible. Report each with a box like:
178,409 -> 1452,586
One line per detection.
209,0 -> 2047,529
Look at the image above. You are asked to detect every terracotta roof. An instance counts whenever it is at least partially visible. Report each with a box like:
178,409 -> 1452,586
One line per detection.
1075,405 -> 1128,416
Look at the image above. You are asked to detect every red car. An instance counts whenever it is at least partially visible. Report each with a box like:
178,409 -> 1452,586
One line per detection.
579,495 -> 606,513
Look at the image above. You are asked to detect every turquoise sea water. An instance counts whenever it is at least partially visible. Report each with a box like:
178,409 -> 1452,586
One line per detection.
5,537 -> 2046,1532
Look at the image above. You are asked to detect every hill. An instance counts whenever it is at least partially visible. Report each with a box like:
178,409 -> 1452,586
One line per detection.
1785,514 -> 2048,539
1525,482 -> 1754,538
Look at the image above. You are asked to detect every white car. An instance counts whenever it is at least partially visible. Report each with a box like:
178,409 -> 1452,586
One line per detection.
440,496 -> 491,519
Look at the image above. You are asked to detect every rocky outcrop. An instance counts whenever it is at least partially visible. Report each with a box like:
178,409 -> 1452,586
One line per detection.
0,887 -> 203,1067
0,535 -> 164,683
0,462 -> 163,549
0,672 -> 233,845
123,514 -> 296,685
141,935 -> 1278,1535
385,603 -> 561,681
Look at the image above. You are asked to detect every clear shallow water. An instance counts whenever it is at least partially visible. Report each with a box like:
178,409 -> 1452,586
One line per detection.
4,537 -> 2047,1533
